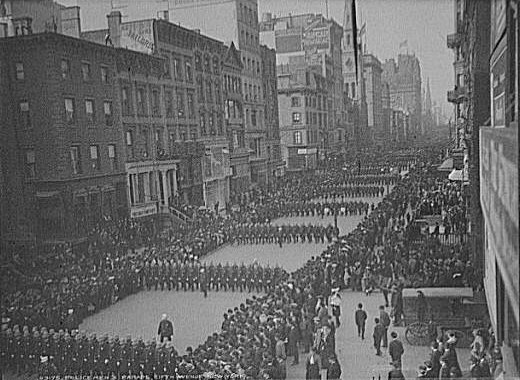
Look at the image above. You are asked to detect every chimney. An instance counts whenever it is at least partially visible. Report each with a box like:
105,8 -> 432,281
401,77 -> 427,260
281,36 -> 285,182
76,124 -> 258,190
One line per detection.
61,6 -> 81,38
107,11 -> 122,47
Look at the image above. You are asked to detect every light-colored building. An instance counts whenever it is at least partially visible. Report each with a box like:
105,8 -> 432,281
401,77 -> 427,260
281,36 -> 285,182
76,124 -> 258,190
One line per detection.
382,53 -> 422,140
169,0 -> 269,186
277,64 -> 326,171
259,12 -> 345,155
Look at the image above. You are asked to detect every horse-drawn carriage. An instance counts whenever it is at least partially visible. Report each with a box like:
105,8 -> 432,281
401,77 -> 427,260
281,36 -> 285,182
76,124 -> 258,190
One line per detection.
402,287 -> 488,347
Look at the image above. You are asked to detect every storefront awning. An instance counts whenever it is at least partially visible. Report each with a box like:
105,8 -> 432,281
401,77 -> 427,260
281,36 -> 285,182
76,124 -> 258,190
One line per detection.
438,157 -> 454,172
448,169 -> 469,182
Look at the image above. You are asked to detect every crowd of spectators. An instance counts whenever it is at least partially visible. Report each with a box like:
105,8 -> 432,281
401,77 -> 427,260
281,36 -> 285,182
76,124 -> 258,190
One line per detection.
1,148 -> 485,379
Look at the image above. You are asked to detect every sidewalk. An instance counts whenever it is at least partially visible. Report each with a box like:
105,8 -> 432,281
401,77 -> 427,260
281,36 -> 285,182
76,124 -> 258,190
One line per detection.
287,289 -> 471,380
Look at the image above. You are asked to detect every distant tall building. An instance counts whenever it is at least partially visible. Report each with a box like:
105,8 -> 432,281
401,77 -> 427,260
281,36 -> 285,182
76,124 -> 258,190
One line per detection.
382,53 -> 422,139
169,0 -> 271,185
259,12 -> 345,155
362,53 -> 383,146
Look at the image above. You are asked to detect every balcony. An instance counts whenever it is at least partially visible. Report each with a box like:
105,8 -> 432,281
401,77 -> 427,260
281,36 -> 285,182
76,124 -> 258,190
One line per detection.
447,86 -> 467,104
447,32 -> 461,49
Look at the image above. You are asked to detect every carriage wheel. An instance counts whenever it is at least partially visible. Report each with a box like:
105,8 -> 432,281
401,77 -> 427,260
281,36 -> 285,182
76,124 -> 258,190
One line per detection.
405,322 -> 431,346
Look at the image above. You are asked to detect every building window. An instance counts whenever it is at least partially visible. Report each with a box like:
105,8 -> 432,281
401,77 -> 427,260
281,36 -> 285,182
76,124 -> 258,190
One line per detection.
19,100 -> 31,129
136,88 -> 147,116
64,97 -> 75,123
126,130 -> 134,158
205,80 -> 212,103
104,101 -> 113,126
70,146 -> 82,175
85,99 -> 95,124
16,62 -> 24,80
185,61 -> 193,83
195,52 -> 202,71
108,144 -> 117,171
90,145 -> 100,170
81,62 -> 91,81
100,66 -> 109,83
291,97 -> 300,107
292,112 -> 301,124
293,131 -> 302,144
61,59 -> 70,80
176,88 -> 185,118
151,88 -> 161,116
122,87 -> 132,115
165,89 -> 174,118
162,55 -> 171,78
204,55 -> 211,72
187,92 -> 195,119
25,149 -> 35,179
173,57 -> 182,80
251,110 -> 257,126
196,76 -> 204,103
213,56 -> 219,74
200,112 -> 207,135
209,113 -> 215,135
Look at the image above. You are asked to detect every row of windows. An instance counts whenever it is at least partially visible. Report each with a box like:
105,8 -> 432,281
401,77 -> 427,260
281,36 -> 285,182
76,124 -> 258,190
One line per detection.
162,53 -> 194,83
62,98 -> 113,126
17,98 -> 113,128
239,28 -> 259,48
238,3 -> 258,27
70,144 -> 119,175
242,55 -> 261,75
195,76 -> 222,105
291,111 -> 328,127
23,144 -> 118,180
194,52 -> 221,74
16,60 -> 110,83
243,81 -> 262,102
224,74 -> 242,94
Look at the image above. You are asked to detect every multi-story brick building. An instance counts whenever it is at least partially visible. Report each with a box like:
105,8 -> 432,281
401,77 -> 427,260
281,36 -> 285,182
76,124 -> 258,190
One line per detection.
222,42 -> 250,198
0,32 -> 127,245
260,44 -> 284,182
83,15 -> 231,211
114,47 -> 181,219
169,0 -> 269,186
277,64 -> 327,171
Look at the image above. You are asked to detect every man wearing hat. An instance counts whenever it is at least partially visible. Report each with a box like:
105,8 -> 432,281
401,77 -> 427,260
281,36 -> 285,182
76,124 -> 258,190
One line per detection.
330,288 -> 341,327
388,331 -> 404,368
157,314 -> 174,343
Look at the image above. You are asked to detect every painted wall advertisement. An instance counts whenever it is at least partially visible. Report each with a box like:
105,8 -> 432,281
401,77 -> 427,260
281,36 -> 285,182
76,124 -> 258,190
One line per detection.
303,27 -> 330,50
121,20 -> 155,54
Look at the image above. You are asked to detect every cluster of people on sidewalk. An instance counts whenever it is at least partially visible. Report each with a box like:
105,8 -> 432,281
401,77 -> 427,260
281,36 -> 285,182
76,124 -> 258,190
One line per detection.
2,147 -> 488,379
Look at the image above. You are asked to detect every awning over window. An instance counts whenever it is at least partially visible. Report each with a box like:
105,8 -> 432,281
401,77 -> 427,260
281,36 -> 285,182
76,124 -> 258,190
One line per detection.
438,157 -> 454,172
448,169 -> 469,182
